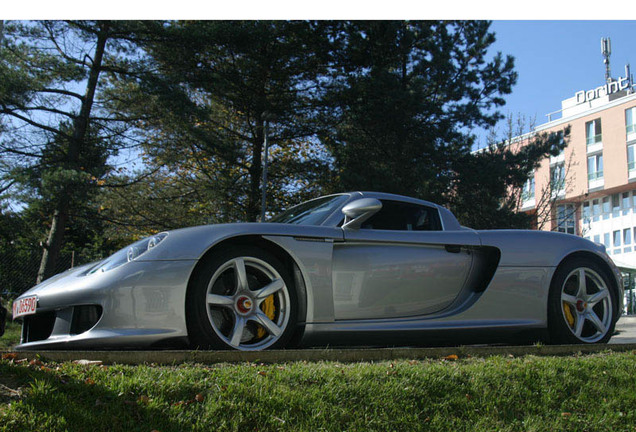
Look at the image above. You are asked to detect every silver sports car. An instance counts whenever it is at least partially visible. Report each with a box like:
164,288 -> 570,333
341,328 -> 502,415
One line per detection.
11,192 -> 624,351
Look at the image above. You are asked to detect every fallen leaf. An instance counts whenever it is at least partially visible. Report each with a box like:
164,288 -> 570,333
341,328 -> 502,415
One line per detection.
257,371 -> 267,377
29,359 -> 43,366
2,353 -> 17,360
561,412 -> 572,418
444,354 -> 459,361
84,378 -> 95,385
195,393 -> 204,403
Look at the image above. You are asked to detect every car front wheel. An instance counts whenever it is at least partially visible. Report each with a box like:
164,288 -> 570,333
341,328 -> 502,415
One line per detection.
187,246 -> 297,350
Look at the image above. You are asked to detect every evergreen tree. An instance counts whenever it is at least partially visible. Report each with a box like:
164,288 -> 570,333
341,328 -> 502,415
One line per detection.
0,21 -> 145,282
320,21 -> 517,206
107,20 -> 332,224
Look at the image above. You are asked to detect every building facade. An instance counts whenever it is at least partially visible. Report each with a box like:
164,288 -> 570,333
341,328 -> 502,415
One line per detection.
517,71 -> 636,313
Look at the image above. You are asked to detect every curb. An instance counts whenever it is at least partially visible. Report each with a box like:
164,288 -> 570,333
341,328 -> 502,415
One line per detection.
2,343 -> 636,365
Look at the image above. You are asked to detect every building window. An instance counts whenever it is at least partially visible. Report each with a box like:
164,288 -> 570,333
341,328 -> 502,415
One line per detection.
624,228 -> 632,253
612,193 -> 621,217
521,175 -> 535,202
629,144 -> 636,173
587,154 -> 603,182
582,202 -> 590,221
592,199 -> 600,221
602,197 -> 610,220
551,162 -> 565,194
623,192 -> 631,214
604,232 -> 610,248
586,118 -> 602,146
627,107 -> 636,137
556,204 -> 575,234
614,230 -> 622,247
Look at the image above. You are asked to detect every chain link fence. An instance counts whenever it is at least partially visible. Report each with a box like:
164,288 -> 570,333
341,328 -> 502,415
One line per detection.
0,249 -> 94,300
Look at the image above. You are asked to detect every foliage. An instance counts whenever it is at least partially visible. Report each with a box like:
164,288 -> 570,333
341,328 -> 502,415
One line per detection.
319,21 -> 517,206
104,21 -> 333,227
0,21 -> 148,281
450,117 -> 570,229
0,19 -> 566,278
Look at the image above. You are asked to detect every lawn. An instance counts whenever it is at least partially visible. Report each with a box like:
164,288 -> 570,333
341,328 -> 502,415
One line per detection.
0,320 -> 21,351
1,351 -> 635,431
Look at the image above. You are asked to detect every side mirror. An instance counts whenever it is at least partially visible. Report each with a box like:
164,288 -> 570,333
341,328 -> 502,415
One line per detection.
342,198 -> 382,230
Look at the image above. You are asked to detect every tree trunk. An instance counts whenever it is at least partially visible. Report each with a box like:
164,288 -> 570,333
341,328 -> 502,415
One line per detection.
247,120 -> 264,222
36,204 -> 69,283
36,23 -> 109,283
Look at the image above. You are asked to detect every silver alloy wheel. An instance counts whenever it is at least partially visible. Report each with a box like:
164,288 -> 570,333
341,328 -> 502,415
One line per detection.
560,267 -> 612,343
205,256 -> 291,350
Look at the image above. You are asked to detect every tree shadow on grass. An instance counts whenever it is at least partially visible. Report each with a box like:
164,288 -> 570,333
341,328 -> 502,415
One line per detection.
0,361 -> 198,432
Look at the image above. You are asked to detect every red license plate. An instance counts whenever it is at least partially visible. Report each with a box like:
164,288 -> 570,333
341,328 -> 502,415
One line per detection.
12,296 -> 38,319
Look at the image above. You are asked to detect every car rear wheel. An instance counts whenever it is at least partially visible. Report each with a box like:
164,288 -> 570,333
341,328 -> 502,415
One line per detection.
187,246 -> 297,350
548,258 -> 617,344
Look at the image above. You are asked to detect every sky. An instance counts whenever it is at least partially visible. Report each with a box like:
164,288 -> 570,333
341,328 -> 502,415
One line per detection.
476,20 -> 636,146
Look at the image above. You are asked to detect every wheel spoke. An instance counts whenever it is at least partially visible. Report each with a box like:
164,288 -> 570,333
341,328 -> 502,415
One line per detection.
253,311 -> 282,337
207,294 -> 234,307
574,314 -> 585,337
229,316 -> 246,347
586,311 -> 606,335
234,258 -> 249,291
254,278 -> 284,301
561,293 -> 578,306
577,269 -> 587,297
588,289 -> 609,306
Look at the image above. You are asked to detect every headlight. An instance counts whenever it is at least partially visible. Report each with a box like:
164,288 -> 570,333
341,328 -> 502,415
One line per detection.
88,233 -> 168,274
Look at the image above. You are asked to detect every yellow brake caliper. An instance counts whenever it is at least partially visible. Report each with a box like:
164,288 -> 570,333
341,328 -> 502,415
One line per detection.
257,295 -> 276,338
563,302 -> 575,328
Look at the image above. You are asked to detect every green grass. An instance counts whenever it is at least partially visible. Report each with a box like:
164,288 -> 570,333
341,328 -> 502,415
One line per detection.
1,298 -> 21,350
1,352 -> 636,431
0,320 -> 21,350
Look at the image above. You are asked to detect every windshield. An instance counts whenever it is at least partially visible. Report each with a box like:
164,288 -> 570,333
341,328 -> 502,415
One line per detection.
269,195 -> 349,226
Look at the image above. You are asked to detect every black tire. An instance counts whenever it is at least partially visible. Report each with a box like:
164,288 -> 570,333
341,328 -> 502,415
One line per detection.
187,245 -> 298,350
548,257 -> 618,344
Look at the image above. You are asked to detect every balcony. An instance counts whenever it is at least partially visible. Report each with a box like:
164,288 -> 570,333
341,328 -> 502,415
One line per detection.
588,171 -> 604,190
628,124 -> 636,143
629,160 -> 636,180
586,133 -> 603,154
520,191 -> 535,210
550,180 -> 565,199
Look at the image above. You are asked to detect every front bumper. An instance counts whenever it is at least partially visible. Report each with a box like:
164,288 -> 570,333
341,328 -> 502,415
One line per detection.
13,259 -> 196,350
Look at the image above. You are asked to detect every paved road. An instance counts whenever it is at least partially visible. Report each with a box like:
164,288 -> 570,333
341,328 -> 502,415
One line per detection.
610,316 -> 636,344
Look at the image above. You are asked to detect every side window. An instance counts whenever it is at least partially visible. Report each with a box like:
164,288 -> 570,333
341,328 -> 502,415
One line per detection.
361,200 -> 442,231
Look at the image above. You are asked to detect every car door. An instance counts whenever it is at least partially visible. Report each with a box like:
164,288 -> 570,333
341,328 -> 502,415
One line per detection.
332,200 -> 480,320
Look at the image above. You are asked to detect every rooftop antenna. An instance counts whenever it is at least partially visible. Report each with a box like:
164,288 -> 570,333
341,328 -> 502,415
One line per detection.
601,37 -> 612,83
